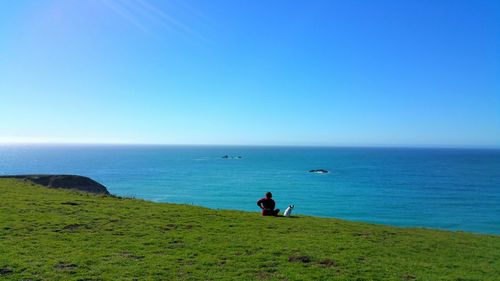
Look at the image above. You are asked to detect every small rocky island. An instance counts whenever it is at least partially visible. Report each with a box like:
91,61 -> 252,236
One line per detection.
222,155 -> 242,159
309,169 -> 329,174
0,175 -> 110,195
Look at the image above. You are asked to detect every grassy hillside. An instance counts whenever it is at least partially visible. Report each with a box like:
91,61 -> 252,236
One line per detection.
0,179 -> 499,281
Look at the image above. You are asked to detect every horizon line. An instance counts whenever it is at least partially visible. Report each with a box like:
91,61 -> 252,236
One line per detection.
0,141 -> 498,150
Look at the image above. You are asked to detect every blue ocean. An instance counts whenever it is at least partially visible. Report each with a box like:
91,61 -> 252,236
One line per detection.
1,145 -> 499,234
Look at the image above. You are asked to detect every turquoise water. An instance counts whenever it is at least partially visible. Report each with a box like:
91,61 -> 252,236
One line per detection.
1,145 -> 499,234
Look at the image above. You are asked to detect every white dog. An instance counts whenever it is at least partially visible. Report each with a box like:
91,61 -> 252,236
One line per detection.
283,205 -> 294,217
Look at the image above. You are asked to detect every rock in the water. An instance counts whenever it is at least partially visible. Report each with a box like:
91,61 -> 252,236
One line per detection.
0,175 -> 110,195
309,169 -> 329,174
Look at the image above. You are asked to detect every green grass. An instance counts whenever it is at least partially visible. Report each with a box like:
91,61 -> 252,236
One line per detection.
0,178 -> 499,281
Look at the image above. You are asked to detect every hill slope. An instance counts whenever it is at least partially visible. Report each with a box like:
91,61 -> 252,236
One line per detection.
0,178 -> 499,280
0,175 -> 110,194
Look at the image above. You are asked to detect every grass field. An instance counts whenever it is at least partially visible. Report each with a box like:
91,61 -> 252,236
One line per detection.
1,178 -> 499,281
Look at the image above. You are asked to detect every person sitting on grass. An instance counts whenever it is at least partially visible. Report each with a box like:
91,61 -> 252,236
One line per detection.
257,192 -> 280,216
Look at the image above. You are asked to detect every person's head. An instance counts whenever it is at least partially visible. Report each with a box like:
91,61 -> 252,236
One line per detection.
266,192 -> 272,199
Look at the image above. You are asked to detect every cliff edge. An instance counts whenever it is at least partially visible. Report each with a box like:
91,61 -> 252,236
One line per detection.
0,175 -> 110,195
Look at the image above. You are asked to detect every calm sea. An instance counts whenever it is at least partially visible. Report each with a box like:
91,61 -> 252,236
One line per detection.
1,144 -> 499,234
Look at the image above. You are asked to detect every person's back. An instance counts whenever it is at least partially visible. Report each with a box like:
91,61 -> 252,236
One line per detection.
257,192 -> 280,216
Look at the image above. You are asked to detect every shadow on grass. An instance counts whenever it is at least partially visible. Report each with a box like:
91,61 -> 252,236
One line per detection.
267,215 -> 300,219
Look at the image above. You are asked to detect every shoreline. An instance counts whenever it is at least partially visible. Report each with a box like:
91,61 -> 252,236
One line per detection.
3,175 -> 498,236
1,177 -> 499,280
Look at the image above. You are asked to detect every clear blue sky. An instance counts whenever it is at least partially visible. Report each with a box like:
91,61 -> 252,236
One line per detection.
1,0 -> 499,147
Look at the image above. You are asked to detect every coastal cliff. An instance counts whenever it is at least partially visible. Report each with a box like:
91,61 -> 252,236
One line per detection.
0,178 -> 499,280
0,175 -> 110,195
